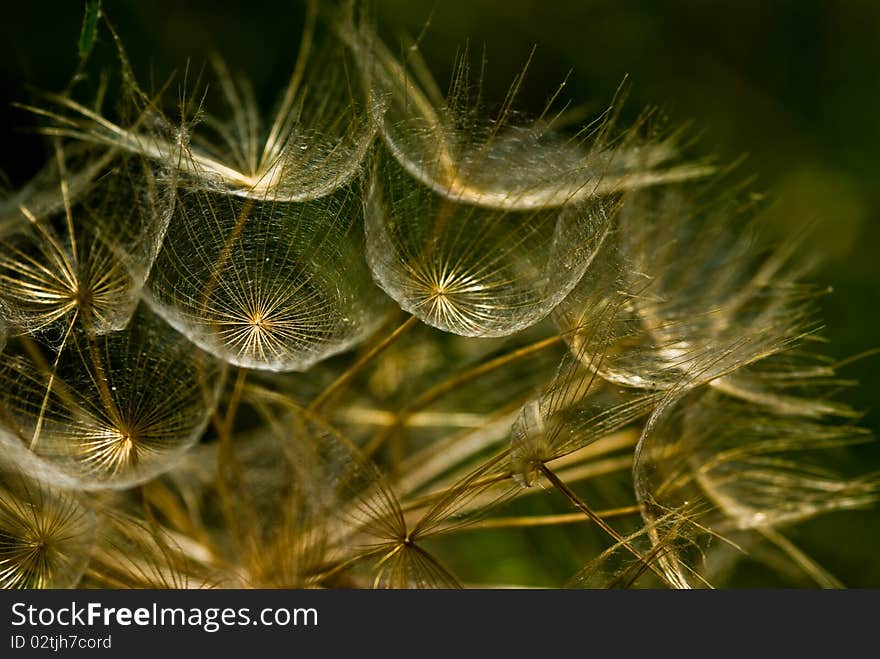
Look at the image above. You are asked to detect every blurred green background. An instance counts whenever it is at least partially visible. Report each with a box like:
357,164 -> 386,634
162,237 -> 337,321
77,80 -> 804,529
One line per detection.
1,0 -> 877,586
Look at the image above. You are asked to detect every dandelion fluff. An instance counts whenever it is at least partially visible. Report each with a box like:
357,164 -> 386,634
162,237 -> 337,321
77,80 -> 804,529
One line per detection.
638,392 -> 876,531
0,208 -> 137,337
0,308 -> 225,489
185,27 -> 379,202
0,150 -> 172,339
366,151 -> 612,337
0,467 -> 97,588
555,184 -> 835,416
146,181 -> 388,371
31,12 -> 377,205
631,390 -> 875,587
509,308 -> 657,485
342,19 -> 712,211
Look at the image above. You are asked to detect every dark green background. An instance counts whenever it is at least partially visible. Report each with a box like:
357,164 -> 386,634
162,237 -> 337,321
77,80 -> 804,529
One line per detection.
1,1 -> 877,586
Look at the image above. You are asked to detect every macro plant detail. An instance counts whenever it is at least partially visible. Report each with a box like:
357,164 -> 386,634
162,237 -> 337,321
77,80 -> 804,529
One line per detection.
0,466 -> 97,589
0,0 -> 876,589
0,307 -> 224,489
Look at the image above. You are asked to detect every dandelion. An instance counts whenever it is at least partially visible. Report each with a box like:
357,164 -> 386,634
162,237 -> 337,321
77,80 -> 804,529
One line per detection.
344,17 -> 709,338
0,307 -> 224,489
31,3 -> 377,204
0,1 -> 875,591
145,178 -> 388,371
554,182 -> 834,409
631,390 -> 876,588
0,146 -> 154,338
0,467 -> 97,589
342,15 -> 712,210
365,151 -> 614,336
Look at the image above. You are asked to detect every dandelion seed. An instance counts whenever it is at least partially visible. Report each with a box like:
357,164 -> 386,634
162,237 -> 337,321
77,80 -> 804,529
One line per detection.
366,152 -> 613,336
509,304 -> 658,485
0,467 -> 96,588
342,19 -> 712,211
632,389 -> 875,587
247,399 -> 478,588
0,199 -> 130,339
0,307 -> 225,489
0,146 -> 171,339
146,182 -> 388,371
32,7 -> 377,204
555,183 -> 828,410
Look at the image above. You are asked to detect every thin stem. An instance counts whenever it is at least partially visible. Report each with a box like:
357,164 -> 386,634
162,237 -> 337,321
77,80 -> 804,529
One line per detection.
408,442 -> 632,511
460,505 -> 641,533
608,538 -> 675,590
214,368 -> 255,557
259,0 -> 317,169
307,314 -> 419,413
363,333 -> 563,457
221,367 -> 248,441
400,470 -> 513,514
29,311 -> 77,450
199,198 -> 256,320
539,463 -> 671,586
413,334 -> 563,414
52,141 -> 77,268
395,407 -> 522,497
758,527 -> 843,589
398,448 -> 634,517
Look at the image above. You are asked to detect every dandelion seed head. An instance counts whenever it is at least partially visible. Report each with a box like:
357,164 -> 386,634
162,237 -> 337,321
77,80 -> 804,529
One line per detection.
0,5 -> 872,591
